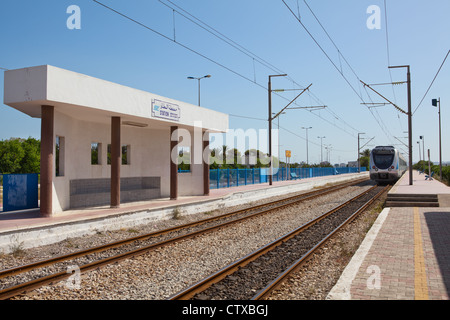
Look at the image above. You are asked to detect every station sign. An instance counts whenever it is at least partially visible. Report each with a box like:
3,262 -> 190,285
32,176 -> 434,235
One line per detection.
152,99 -> 180,121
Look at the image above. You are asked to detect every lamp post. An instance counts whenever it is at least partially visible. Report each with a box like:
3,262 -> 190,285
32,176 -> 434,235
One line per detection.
318,136 -> 325,164
324,144 -> 332,164
187,75 -> 211,106
268,74 -> 287,185
432,98 -> 442,180
301,127 -> 312,165
420,135 -> 425,172
417,141 -> 421,164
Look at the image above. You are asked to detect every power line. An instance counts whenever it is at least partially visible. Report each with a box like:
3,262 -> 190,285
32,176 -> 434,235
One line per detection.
282,0 -> 365,103
159,0 -> 347,122
92,0 -> 265,90
229,114 -> 266,122
94,0 -> 361,139
413,49 -> 450,115
278,123 -> 353,153
384,0 -> 397,104
159,0 -> 293,85
302,0 -> 363,89
284,0 -> 396,141
384,0 -> 404,133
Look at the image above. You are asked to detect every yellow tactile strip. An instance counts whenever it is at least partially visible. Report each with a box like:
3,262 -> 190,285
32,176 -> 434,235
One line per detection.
414,207 -> 429,300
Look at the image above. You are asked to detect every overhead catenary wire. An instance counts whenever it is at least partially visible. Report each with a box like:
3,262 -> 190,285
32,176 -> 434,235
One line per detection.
384,0 -> 398,104
282,0 -> 366,103
158,0 -> 292,84
92,0 -> 265,91
383,0 -> 404,133
160,0 -> 358,136
413,49 -> 450,115
224,114 -> 356,160
94,0 -> 361,139
284,0 -> 396,143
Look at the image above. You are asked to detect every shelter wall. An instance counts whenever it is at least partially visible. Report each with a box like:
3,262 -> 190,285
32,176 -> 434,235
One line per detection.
51,111 -> 202,213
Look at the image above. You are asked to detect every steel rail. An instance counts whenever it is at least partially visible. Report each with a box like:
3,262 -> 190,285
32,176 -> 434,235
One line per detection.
0,178 -> 367,280
252,184 -> 390,300
168,184 -> 382,300
0,178 -> 368,299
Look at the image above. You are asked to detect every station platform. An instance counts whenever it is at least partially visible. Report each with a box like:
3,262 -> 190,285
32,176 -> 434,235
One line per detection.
0,172 -> 368,254
328,170 -> 450,300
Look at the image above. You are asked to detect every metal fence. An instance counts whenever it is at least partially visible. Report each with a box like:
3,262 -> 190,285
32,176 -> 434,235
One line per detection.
0,173 -> 39,212
208,167 -> 366,189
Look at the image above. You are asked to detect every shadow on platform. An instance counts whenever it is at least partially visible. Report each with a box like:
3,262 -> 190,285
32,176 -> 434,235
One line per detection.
424,211 -> 450,298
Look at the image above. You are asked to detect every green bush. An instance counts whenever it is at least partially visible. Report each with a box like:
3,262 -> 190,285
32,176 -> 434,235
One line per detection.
416,162 -> 450,186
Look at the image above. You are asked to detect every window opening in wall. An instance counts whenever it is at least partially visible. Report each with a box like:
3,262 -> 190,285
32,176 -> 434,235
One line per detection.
55,136 -> 65,176
178,146 -> 191,172
91,142 -> 102,165
107,144 -> 130,165
122,145 -> 130,165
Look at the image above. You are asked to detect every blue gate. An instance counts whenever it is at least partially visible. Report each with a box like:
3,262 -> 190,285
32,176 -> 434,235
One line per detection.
2,173 -> 39,212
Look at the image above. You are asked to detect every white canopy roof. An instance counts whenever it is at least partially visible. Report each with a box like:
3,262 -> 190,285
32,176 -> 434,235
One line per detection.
3,65 -> 228,132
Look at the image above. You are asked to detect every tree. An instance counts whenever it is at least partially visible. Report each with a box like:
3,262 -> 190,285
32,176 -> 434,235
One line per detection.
19,137 -> 40,173
0,138 -> 25,174
0,137 -> 40,174
244,149 -> 270,168
359,148 -> 370,168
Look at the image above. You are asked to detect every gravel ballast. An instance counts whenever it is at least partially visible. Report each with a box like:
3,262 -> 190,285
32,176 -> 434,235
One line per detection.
0,181 -> 384,300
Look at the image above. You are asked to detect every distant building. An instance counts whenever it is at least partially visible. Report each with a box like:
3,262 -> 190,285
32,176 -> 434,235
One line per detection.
348,161 -> 358,168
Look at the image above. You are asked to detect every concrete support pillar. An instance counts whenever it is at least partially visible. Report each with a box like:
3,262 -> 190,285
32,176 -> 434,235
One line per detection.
203,130 -> 210,196
111,116 -> 121,208
40,105 -> 54,217
170,126 -> 178,200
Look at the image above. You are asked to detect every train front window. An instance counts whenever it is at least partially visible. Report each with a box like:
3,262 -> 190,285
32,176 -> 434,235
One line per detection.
373,154 -> 394,169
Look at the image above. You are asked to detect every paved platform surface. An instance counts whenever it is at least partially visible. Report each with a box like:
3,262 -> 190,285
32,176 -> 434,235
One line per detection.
328,170 -> 450,300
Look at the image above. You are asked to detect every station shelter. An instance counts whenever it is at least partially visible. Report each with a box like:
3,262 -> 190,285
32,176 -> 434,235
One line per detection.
3,65 -> 228,216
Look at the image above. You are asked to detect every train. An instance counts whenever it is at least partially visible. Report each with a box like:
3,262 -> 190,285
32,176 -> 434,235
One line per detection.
369,146 -> 407,184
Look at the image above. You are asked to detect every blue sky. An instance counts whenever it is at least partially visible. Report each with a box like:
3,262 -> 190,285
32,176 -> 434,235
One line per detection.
1,0 -> 449,165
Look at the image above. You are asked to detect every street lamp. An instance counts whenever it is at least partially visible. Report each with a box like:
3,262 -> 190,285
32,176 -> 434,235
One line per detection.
420,135 -> 425,172
417,141 -> 421,164
432,98 -> 442,180
324,144 -> 332,164
187,75 -> 211,106
301,127 -> 312,165
317,136 -> 325,164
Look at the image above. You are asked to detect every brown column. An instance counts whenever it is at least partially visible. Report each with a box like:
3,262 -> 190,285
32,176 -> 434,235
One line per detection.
203,130 -> 210,196
170,126 -> 178,200
111,117 -> 121,208
40,105 -> 54,217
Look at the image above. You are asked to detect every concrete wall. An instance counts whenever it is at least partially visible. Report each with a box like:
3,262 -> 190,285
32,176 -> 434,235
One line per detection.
52,110 -> 204,213
4,65 -> 228,133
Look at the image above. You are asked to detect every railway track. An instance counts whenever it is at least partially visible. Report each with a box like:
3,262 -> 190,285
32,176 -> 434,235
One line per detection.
0,178 -> 369,300
169,184 -> 389,300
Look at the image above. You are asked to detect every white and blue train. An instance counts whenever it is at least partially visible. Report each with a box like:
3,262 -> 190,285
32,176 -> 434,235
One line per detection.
369,146 -> 407,184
